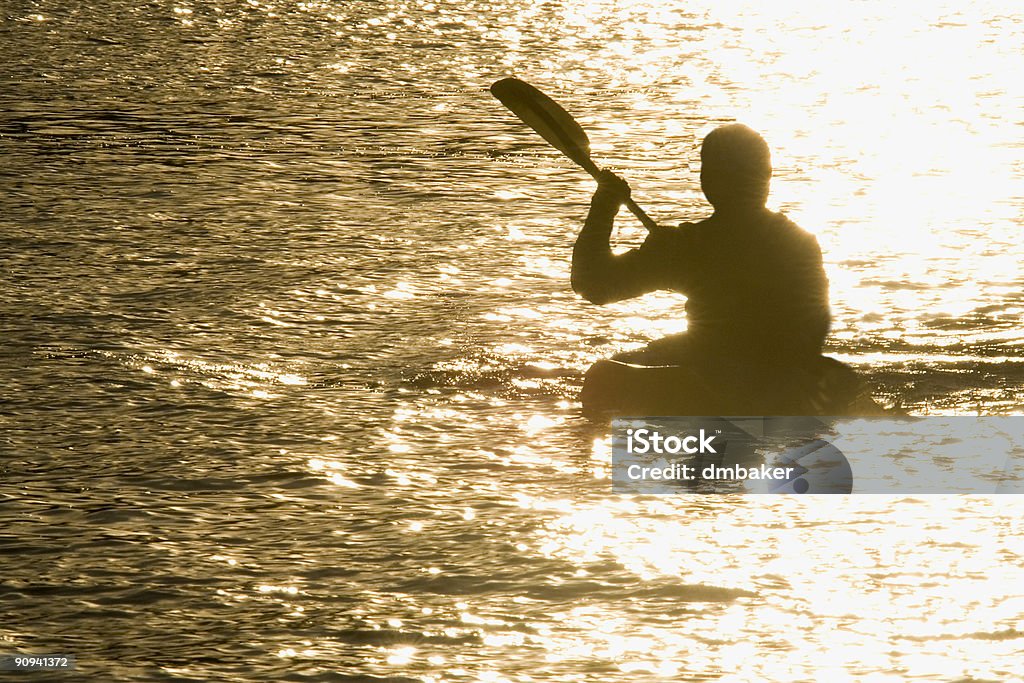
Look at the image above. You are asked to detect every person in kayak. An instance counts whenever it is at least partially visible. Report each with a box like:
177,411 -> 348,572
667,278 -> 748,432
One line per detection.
572,123 -> 837,412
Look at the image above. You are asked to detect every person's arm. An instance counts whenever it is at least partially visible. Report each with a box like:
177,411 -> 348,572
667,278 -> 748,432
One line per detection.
571,171 -> 664,304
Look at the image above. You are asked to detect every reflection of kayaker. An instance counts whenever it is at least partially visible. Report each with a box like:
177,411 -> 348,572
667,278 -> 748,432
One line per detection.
573,125 -> 870,415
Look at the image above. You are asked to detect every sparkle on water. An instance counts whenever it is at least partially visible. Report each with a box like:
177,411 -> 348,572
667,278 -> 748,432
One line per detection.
3,0 -> 1024,681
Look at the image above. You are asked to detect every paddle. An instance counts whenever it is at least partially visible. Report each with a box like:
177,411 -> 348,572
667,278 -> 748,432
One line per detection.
490,77 -> 659,231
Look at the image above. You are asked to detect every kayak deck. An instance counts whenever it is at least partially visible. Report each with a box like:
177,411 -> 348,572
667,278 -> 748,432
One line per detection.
580,355 -> 886,417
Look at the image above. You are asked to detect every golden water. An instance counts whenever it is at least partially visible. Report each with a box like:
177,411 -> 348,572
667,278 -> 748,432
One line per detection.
2,0 -> 1024,680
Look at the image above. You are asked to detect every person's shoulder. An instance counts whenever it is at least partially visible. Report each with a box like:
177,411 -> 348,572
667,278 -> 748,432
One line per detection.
767,209 -> 803,230
636,222 -> 702,261
644,220 -> 702,243
768,211 -> 821,246
659,219 -> 704,232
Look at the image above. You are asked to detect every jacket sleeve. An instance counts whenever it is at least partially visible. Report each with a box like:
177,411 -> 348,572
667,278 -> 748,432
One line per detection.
571,201 -> 684,304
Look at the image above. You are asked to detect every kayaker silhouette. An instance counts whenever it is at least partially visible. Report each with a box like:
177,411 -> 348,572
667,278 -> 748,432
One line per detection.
574,124 -> 862,415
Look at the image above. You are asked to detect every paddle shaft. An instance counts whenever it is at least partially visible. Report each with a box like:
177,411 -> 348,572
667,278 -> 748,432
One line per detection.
573,155 -> 658,231
490,78 -> 659,232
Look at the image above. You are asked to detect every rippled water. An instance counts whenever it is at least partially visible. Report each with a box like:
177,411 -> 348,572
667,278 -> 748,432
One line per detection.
3,1 -> 1024,680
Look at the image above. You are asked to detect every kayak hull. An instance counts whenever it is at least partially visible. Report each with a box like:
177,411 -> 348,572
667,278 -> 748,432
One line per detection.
580,356 -> 885,417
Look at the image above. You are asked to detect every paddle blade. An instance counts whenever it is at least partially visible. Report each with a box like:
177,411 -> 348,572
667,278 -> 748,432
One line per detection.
490,77 -> 597,175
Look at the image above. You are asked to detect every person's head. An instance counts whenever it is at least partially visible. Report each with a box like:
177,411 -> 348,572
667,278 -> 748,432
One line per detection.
699,124 -> 772,212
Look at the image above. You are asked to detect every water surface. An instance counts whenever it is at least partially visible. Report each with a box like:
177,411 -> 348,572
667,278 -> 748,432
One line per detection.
3,1 -> 1024,680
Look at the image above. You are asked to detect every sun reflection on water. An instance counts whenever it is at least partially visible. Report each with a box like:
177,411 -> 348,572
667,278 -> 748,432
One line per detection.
11,0 -> 1024,679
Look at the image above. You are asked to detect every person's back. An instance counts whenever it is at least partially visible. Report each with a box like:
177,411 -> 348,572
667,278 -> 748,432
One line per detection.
571,123 -> 830,368
662,210 -> 829,360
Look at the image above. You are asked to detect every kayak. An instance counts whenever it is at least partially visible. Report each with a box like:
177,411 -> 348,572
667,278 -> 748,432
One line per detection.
580,355 -> 887,417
